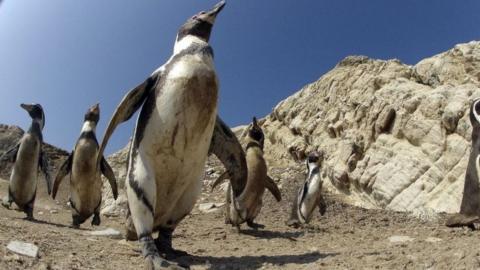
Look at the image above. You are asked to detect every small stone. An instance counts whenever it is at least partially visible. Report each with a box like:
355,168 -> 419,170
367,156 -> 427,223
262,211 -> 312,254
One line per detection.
388,235 -> 414,243
87,228 -> 122,239
49,209 -> 58,214
37,211 -> 44,215
198,202 -> 225,213
7,241 -> 39,258
425,237 -> 442,243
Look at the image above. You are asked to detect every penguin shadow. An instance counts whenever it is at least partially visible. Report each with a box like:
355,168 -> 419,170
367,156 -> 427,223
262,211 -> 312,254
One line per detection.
180,251 -> 338,270
13,217 -> 89,230
239,228 -> 304,241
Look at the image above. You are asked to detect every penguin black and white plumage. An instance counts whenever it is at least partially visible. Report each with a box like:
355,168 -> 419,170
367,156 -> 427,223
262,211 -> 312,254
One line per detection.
95,2 -> 247,269
287,151 -> 327,228
1,103 -> 51,220
446,98 -> 480,229
52,104 -> 118,228
212,117 -> 282,230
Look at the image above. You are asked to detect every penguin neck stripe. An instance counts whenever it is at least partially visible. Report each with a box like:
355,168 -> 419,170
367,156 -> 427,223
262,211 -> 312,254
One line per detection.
246,141 -> 262,150
474,100 -> 480,124
29,121 -> 43,142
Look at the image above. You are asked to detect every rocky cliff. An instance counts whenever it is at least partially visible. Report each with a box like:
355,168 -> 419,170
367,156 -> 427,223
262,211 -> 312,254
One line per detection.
248,41 -> 480,214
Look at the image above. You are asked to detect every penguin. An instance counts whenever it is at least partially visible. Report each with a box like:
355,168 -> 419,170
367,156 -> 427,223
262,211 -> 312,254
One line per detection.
95,2 -> 247,269
446,98 -> 480,229
286,151 -> 327,228
0,103 -> 51,220
52,104 -> 118,228
212,117 -> 282,230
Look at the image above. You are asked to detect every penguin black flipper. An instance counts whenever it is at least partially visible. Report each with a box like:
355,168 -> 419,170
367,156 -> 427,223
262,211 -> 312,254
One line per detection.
265,175 -> 282,202
52,151 -> 74,199
100,156 -> 118,200
96,74 -> 160,168
211,171 -> 229,192
209,116 -> 248,197
0,143 -> 20,163
39,148 -> 52,195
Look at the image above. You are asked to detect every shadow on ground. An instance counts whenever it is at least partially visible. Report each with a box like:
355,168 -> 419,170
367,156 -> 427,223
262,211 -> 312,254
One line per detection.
180,251 -> 338,269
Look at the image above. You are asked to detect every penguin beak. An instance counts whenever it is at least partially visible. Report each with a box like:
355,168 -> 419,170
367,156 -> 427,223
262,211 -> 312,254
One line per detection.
90,103 -> 100,114
20,103 -> 34,112
208,0 -> 226,17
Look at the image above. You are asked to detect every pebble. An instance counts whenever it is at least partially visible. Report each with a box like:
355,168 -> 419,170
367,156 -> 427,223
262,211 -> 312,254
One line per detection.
87,228 -> 122,239
6,241 -> 39,258
388,235 -> 414,243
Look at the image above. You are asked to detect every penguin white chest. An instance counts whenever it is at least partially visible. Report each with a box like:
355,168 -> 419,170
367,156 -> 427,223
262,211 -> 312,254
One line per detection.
137,54 -> 218,222
300,174 -> 323,221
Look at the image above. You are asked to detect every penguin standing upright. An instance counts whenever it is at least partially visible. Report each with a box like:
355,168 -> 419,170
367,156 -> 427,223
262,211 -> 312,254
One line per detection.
52,104 -> 118,228
212,117 -> 282,230
287,151 -> 327,228
446,98 -> 480,228
95,1 -> 248,269
1,103 -> 51,220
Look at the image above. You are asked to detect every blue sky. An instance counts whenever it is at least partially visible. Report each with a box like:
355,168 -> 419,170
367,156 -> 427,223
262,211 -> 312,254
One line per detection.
0,1 -> 479,154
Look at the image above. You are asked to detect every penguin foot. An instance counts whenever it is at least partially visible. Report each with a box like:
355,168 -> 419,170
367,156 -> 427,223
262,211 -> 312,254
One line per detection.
155,240 -> 189,260
286,219 -> 301,229
91,214 -> 101,226
1,199 -> 11,209
142,236 -> 187,270
246,221 -> 265,230
145,255 -> 187,270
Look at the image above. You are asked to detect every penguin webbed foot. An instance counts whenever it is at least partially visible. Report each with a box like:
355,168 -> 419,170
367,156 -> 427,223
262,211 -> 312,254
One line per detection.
154,238 -> 189,260
1,198 -> 12,209
91,213 -> 101,226
142,236 -> 187,270
246,220 -> 265,230
286,219 -> 301,229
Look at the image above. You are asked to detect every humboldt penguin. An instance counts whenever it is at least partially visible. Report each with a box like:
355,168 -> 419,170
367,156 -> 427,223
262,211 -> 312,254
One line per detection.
1,103 -> 51,220
212,117 -> 282,230
95,2 -> 247,269
52,104 -> 118,228
446,98 -> 480,229
286,151 -> 327,228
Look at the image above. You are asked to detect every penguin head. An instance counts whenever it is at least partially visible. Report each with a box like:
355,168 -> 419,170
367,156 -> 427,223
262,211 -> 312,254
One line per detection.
176,0 -> 226,43
21,103 -> 45,129
247,116 -> 265,149
84,103 -> 100,124
470,98 -> 480,130
306,151 -> 323,175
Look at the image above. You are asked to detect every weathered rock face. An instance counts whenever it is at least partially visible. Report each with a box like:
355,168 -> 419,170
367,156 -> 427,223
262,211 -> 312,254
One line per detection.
252,41 -> 480,214
100,142 -> 130,217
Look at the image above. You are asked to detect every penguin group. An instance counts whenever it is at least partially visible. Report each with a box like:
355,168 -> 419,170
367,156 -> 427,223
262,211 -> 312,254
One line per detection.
1,1 -> 479,269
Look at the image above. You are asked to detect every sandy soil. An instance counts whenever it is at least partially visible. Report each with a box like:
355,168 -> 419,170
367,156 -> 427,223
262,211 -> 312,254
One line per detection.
1,165 -> 479,270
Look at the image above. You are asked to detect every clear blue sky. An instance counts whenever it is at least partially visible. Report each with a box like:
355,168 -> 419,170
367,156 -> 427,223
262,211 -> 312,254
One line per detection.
0,1 -> 479,154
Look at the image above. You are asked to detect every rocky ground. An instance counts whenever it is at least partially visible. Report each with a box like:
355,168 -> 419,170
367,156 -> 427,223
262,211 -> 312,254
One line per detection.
1,162 -> 480,270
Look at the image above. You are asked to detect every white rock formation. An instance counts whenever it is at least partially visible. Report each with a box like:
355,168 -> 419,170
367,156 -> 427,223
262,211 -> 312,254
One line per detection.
256,41 -> 480,213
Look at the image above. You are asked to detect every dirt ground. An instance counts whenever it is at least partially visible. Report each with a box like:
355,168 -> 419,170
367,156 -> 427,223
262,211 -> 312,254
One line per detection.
1,164 -> 480,270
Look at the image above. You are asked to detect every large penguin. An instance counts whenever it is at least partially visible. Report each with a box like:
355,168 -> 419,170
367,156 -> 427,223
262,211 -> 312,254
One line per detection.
52,104 -> 118,228
1,103 -> 51,220
96,1 -> 247,269
446,98 -> 480,229
212,117 -> 282,230
286,151 -> 327,228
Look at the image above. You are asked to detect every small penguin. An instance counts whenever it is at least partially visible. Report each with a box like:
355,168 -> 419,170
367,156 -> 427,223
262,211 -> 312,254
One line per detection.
1,103 -> 51,220
212,117 -> 282,230
95,2 -> 248,269
287,151 -> 327,228
52,104 -> 118,228
446,98 -> 480,229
